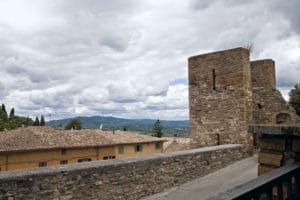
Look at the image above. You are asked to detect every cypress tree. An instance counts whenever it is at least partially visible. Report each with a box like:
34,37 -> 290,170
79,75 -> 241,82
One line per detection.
1,104 -> 8,121
33,117 -> 40,126
153,119 -> 163,138
9,108 -> 15,120
40,115 -> 45,126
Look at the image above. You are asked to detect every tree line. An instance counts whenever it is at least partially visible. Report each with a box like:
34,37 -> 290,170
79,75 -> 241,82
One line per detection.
0,104 -> 33,131
0,103 -> 47,131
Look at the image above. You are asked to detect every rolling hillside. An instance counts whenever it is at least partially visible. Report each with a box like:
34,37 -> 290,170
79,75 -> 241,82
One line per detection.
47,116 -> 189,137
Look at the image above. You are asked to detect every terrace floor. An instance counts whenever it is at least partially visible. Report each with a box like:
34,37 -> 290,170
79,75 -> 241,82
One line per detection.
142,154 -> 258,200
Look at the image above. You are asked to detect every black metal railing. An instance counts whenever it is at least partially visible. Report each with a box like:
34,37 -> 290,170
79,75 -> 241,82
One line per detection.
208,163 -> 300,200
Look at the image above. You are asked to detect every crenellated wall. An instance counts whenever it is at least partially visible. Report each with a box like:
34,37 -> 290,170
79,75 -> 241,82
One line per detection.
0,144 -> 246,200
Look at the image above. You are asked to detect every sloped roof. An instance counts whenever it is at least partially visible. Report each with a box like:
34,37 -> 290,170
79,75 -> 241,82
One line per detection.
0,127 -> 165,153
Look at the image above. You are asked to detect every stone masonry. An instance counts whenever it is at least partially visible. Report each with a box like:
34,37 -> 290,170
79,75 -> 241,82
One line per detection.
251,59 -> 299,124
0,144 -> 246,200
189,48 -> 253,150
248,125 -> 300,176
189,47 -> 299,149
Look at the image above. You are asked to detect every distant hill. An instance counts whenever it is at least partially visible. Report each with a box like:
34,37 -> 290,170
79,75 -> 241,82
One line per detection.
47,116 -> 189,137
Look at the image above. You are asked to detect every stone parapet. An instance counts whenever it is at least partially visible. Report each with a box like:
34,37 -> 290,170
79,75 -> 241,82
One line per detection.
248,124 -> 300,176
0,144 -> 246,200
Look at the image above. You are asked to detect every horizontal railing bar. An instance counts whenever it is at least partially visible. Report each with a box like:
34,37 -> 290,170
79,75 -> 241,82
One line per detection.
207,162 -> 300,200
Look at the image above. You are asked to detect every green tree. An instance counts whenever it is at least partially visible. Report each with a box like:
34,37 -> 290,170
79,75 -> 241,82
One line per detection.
1,104 -> 5,112
123,126 -> 127,131
33,117 -> 40,126
9,108 -> 15,120
65,118 -> 82,130
0,104 -> 8,121
153,119 -> 163,138
289,84 -> 300,116
0,105 -> 34,131
40,115 -> 45,126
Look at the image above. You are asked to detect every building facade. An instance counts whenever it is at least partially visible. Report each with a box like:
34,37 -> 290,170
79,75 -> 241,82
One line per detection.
0,127 -> 164,171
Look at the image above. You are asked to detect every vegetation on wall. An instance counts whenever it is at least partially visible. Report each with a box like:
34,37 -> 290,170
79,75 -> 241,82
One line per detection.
0,104 -> 34,131
289,84 -> 300,116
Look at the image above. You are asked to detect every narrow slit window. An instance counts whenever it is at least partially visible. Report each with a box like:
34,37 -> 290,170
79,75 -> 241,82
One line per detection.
212,69 -> 216,90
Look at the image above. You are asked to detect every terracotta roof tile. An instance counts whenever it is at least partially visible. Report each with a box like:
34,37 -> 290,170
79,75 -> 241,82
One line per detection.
0,127 -> 165,152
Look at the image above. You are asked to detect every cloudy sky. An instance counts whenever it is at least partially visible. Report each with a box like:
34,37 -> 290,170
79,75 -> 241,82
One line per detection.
0,0 -> 299,120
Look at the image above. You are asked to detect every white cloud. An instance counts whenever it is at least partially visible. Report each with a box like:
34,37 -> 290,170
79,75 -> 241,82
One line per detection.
0,0 -> 299,120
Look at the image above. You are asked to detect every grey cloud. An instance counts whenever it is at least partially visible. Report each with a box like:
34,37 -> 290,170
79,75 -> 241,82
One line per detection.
189,0 -> 252,10
58,0 -> 139,14
100,36 -> 129,52
0,1 -> 299,120
277,58 -> 300,88
269,0 -> 300,34
4,63 -> 27,75
189,0 -> 216,10
0,82 -> 5,99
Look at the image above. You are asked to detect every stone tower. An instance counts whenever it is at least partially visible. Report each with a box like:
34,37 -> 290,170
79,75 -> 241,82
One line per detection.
188,47 -> 299,149
188,48 -> 253,147
251,60 -> 299,124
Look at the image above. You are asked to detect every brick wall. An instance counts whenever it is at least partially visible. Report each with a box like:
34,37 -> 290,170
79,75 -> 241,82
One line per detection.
0,144 -> 246,200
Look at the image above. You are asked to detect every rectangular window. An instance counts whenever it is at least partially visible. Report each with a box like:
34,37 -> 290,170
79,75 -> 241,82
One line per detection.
60,160 -> 68,165
103,156 -> 116,160
118,146 -> 124,154
61,149 -> 66,155
212,69 -> 216,90
39,162 -> 47,167
78,158 -> 91,163
155,143 -> 161,150
135,144 -> 143,152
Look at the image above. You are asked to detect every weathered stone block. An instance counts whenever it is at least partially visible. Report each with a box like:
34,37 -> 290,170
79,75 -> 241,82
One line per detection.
258,164 -> 277,176
259,138 -> 285,151
292,139 -> 300,152
258,152 -> 283,167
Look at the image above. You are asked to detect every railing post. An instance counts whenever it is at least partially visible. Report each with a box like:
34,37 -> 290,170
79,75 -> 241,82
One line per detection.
286,177 -> 293,198
276,183 -> 283,200
264,187 -> 273,200
296,174 -> 300,193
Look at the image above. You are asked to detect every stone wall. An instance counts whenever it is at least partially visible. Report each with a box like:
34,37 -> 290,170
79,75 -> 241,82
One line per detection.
0,144 -> 246,200
251,59 -> 276,89
251,60 -> 299,125
248,125 -> 300,176
188,47 -> 299,152
162,137 -> 191,152
188,48 -> 253,151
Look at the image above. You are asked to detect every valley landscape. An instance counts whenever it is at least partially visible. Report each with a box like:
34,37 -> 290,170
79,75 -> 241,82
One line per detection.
47,116 -> 189,137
